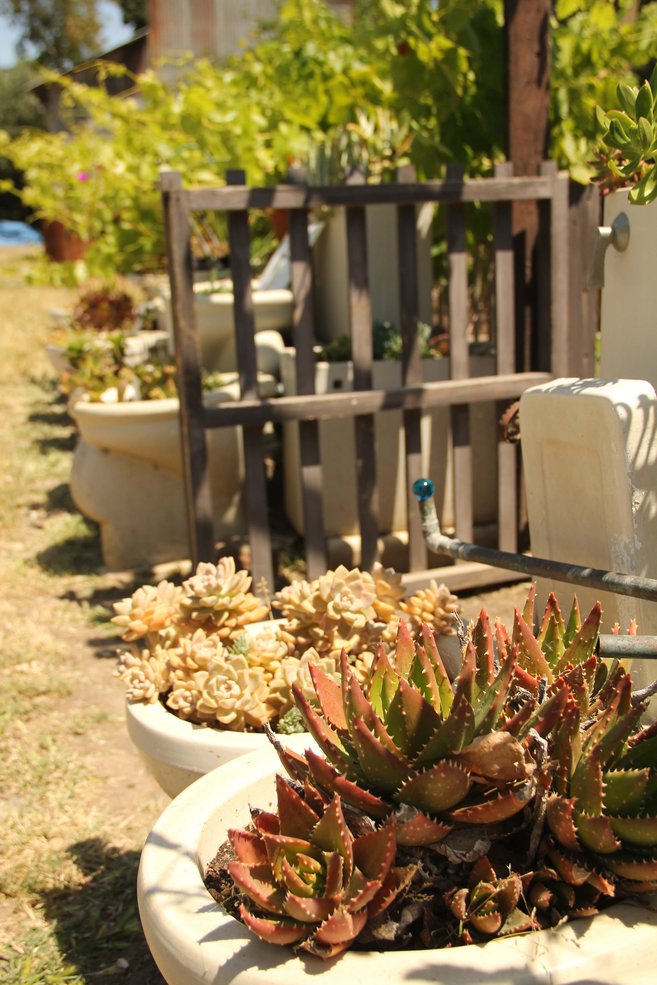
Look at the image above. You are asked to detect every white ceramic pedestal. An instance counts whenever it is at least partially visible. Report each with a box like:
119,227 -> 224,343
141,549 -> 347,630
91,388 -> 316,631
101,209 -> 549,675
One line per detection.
70,387 -> 249,570
138,747 -> 657,985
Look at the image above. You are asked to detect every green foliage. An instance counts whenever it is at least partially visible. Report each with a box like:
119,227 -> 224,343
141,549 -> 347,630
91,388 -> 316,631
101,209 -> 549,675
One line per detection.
1,0 -> 657,278
550,0 -> 657,182
596,66 -> 657,203
0,64 -> 46,135
316,320 -> 437,363
115,0 -> 147,29
0,64 -> 46,221
0,0 -> 101,70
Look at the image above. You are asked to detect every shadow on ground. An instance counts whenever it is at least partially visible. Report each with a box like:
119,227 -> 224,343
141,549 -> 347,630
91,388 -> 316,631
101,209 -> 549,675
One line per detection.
36,523 -> 103,575
40,838 -> 166,984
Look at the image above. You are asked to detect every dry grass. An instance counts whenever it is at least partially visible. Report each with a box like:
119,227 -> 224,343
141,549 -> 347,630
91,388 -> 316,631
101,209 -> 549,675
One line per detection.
0,247 -> 168,984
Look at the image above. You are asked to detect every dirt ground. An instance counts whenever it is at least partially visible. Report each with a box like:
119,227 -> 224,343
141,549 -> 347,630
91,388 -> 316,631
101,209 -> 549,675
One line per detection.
0,245 -> 535,984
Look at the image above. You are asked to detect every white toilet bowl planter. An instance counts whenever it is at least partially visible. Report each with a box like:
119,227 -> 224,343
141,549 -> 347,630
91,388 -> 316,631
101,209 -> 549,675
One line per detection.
125,699 -> 309,798
138,748 -> 657,985
157,284 -> 293,372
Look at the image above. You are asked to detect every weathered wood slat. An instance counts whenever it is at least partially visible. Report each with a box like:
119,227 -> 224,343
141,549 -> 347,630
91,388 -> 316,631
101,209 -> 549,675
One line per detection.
545,164 -> 571,379
446,164 -> 473,544
346,184 -> 379,570
160,171 -> 215,565
401,565 -> 529,594
187,176 -> 556,212
397,179 -> 427,572
288,207 -> 327,577
226,170 -> 273,588
493,161 -> 518,554
202,372 -> 552,426
567,184 -> 601,377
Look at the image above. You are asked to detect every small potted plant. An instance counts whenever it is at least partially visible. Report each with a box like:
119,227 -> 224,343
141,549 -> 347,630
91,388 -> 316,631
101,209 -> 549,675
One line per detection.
137,585 -> 657,983
114,557 -> 462,796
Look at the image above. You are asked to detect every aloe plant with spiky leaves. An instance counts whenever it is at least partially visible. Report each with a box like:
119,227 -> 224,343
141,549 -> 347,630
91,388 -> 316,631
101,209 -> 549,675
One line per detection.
227,774 -> 415,958
283,620 -> 569,846
546,659 -> 657,895
492,585 -> 605,695
221,588 -> 657,957
445,856 -> 538,943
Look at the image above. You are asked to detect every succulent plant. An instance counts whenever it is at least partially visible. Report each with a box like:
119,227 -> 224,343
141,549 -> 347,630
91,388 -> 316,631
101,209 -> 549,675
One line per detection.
178,558 -> 269,639
273,563 -> 460,664
227,774 -> 415,957
284,619 -> 553,846
221,586 -> 657,957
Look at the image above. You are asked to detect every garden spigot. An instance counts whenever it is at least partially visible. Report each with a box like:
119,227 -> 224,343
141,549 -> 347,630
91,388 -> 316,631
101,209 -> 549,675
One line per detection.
588,211 -> 630,288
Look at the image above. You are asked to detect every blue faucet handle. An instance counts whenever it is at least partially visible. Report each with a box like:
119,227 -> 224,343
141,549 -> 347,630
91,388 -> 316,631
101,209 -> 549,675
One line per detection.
412,478 -> 434,502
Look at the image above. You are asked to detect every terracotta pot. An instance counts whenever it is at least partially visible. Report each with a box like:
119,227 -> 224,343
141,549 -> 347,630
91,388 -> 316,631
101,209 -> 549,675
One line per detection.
42,220 -> 88,262
138,748 -> 657,985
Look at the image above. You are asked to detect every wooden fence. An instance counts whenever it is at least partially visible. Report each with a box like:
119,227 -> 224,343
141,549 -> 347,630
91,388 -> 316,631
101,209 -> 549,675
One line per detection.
161,162 -> 572,591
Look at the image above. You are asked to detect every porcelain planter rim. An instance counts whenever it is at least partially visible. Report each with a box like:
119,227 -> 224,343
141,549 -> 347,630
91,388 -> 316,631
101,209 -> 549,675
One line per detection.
138,748 -> 657,985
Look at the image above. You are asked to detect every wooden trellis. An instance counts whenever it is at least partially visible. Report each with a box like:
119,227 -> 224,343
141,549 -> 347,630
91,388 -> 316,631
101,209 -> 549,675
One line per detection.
161,162 -> 570,590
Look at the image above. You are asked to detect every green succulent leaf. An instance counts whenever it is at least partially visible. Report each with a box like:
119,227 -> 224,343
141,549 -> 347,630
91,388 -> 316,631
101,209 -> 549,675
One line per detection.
609,815 -> 657,848
311,795 -> 352,868
635,82 -> 654,123
366,648 -> 400,720
617,728 -> 657,770
384,676 -> 443,757
553,602 -> 602,674
472,607 -> 495,688
571,745 -> 604,815
574,812 -> 621,854
397,760 -> 471,814
415,693 -> 475,764
350,718 -> 411,794
639,117 -> 654,154
617,82 -> 638,121
475,649 -> 518,733
512,609 -> 553,681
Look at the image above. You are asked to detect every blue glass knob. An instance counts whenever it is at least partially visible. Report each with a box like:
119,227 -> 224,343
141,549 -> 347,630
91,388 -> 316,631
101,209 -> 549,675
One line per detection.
412,478 -> 434,502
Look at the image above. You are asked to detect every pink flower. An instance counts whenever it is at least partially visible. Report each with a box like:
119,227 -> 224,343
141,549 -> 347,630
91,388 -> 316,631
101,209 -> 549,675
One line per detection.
76,171 -> 91,182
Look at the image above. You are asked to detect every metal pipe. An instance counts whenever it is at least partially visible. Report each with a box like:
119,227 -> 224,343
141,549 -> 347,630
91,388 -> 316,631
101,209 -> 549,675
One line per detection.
597,635 -> 657,661
412,478 -> 657,605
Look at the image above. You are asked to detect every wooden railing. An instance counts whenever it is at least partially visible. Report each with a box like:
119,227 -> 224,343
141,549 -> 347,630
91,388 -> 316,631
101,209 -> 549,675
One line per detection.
161,162 -> 571,590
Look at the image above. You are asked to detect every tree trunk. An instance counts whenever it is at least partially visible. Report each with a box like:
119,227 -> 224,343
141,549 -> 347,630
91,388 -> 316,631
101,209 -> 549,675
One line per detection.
504,0 -> 551,371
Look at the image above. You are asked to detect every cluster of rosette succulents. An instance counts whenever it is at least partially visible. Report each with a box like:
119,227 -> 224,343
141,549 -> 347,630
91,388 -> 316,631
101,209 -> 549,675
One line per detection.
211,585 -> 657,958
113,557 -> 461,734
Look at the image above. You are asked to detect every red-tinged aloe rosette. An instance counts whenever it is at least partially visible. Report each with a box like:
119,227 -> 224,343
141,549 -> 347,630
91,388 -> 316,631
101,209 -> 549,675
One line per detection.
227,774 -> 415,958
282,621 -> 560,844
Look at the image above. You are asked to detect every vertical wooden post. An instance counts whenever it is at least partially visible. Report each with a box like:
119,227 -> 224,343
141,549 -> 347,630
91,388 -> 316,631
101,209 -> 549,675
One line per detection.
446,163 -> 473,543
160,170 -> 215,565
493,160 -> 518,553
288,200 -> 327,579
397,165 -> 427,571
543,162 -> 570,379
504,0 -> 551,370
225,169 -> 274,589
346,170 -> 379,570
